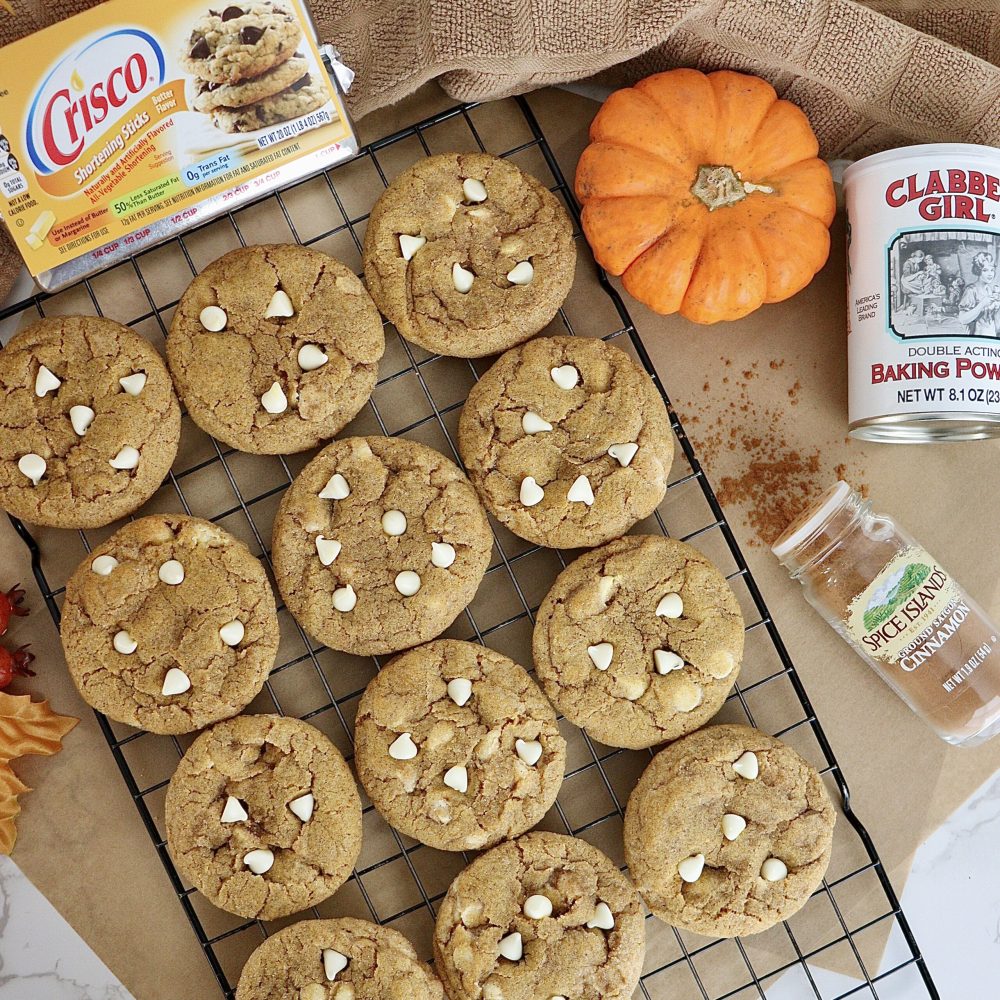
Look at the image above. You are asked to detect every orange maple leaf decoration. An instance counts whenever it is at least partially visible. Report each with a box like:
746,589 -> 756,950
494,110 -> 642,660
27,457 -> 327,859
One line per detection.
0,692 -> 77,854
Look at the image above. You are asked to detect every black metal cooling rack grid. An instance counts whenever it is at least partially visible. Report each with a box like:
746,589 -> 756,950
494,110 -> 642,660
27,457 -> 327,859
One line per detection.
2,95 -> 939,1000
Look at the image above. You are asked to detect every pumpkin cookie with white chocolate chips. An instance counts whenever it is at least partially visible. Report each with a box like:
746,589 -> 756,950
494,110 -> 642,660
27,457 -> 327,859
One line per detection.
60,514 -> 278,734
236,917 -> 446,1000
0,316 -> 180,529
533,535 -> 744,749
433,831 -> 645,1000
362,152 -> 575,358
272,436 -> 493,656
166,715 -> 362,920
623,724 -> 836,937
167,244 -> 384,454
354,639 -> 566,851
458,335 -> 673,548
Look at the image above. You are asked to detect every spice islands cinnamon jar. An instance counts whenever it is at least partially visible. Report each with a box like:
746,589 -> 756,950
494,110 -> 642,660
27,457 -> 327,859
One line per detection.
773,482 -> 1000,746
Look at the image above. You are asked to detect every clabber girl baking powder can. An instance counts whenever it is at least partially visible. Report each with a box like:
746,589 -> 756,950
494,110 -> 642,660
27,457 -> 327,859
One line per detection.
844,144 -> 1000,442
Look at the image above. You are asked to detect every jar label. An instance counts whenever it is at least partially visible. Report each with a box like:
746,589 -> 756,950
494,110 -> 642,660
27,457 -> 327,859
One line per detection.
845,546 -> 967,668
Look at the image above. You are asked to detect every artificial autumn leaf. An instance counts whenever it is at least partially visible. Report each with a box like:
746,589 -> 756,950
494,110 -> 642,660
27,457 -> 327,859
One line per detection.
0,692 -> 77,855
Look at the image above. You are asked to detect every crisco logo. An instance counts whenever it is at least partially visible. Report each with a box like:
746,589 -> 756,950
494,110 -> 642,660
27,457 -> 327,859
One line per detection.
26,29 -> 165,173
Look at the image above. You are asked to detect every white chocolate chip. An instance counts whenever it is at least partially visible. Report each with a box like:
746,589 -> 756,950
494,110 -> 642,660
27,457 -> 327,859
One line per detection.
654,649 -> 685,674
447,677 -> 473,707
430,798 -> 451,824
261,381 -> 287,414
706,650 -> 737,679
673,684 -> 703,712
521,411 -> 552,434
17,454 -> 46,485
219,620 -> 245,646
244,849 -> 274,875
199,305 -> 227,331
443,765 -> 468,793
550,364 -> 580,390
333,584 -> 357,612
498,932 -> 522,962
113,630 -> 137,655
399,234 -> 426,260
722,813 -> 747,841
34,365 -> 61,397
462,177 -> 487,203
506,261 -> 534,285
382,510 -> 407,536
395,571 -> 421,596
431,541 -> 456,568
289,793 -> 315,822
618,674 -> 649,701
69,405 -> 96,436
732,751 -> 759,780
586,901 -> 615,930
567,474 -> 594,505
389,732 -> 418,760
761,857 -> 788,882
520,476 -> 544,507
297,344 -> 328,371
656,592 -> 684,618
452,262 -> 475,293
607,442 -> 639,467
515,738 -> 542,766
161,667 -> 191,696
678,854 -> 705,883
323,949 -> 349,981
91,554 -> 119,576
158,559 -> 184,585
315,535 -> 342,566
301,985 -> 326,1000
119,372 -> 147,396
587,642 -> 613,671
264,289 -> 294,318
109,446 -> 140,470
221,796 -> 248,823
319,473 -> 350,500
523,894 -> 552,919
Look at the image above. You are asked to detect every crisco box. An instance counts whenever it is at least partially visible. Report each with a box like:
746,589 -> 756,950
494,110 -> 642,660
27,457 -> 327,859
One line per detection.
0,0 -> 358,291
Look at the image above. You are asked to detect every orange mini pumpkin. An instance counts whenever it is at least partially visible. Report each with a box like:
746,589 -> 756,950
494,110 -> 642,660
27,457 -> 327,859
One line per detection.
575,69 -> 836,324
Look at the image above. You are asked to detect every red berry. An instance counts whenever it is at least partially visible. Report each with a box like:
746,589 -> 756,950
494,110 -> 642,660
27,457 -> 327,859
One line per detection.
0,584 -> 28,636
0,644 -> 35,689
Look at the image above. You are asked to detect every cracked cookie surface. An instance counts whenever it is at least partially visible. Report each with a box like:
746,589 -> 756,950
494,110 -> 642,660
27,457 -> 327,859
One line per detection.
60,514 -> 278,734
236,917 -> 445,999
433,831 -> 644,1000
354,639 -> 566,852
167,244 -> 384,454
272,436 -> 492,656
166,715 -> 362,921
458,335 -> 673,548
181,3 -> 302,85
0,316 -> 180,529
362,153 -> 575,358
532,535 -> 744,749
623,724 -> 836,937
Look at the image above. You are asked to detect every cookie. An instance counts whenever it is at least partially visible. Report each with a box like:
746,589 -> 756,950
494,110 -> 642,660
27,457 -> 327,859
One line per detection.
433,831 -> 645,1000
532,535 -> 744,750
190,54 -> 309,112
166,715 -> 362,920
623,724 -> 836,937
0,316 -> 180,529
211,75 -> 327,133
167,244 -> 384,454
354,639 -> 566,852
362,152 -> 575,358
181,3 -> 302,85
60,514 -> 278,735
458,335 -> 673,548
236,917 -> 446,1000
272,436 -> 493,656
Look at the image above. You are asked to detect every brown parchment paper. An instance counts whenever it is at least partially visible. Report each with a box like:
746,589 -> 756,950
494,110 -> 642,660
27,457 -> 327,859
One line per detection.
3,85 -> 999,998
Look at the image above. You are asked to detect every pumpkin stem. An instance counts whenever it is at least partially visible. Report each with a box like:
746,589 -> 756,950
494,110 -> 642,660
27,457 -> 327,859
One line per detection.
691,165 -> 774,211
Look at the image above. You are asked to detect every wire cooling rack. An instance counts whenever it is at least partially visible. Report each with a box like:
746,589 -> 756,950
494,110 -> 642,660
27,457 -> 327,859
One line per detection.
2,95 -> 939,1000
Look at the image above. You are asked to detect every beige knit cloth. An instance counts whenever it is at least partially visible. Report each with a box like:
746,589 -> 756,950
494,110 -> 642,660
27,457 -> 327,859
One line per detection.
1,0 -> 999,302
